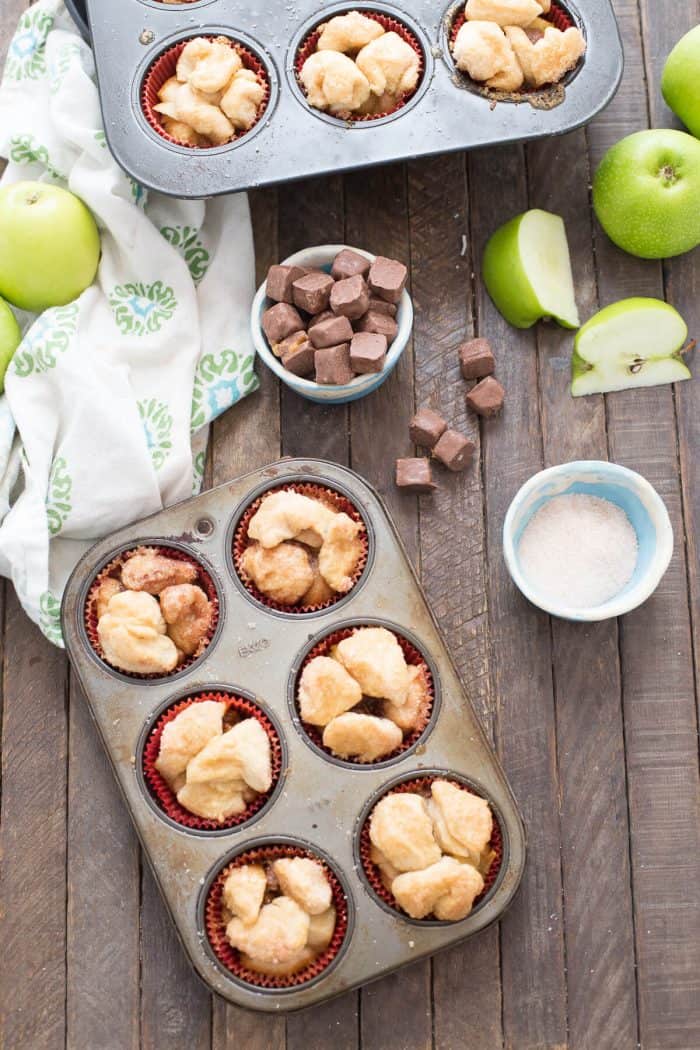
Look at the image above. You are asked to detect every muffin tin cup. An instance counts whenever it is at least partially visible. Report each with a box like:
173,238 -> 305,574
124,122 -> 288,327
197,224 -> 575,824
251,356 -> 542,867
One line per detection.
448,0 -> 581,105
142,690 -> 284,832
141,35 -> 270,149
358,772 -> 504,924
61,457 -> 526,1013
85,542 -> 220,680
232,480 -> 369,615
293,624 -> 435,766
204,841 -> 351,989
295,9 -> 425,123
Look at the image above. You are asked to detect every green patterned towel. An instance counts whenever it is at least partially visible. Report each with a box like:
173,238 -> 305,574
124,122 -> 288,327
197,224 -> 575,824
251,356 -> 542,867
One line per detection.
0,0 -> 259,646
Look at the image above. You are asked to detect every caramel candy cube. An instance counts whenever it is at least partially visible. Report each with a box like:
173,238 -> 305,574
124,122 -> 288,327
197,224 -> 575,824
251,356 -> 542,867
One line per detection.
368,297 -> 397,317
459,338 -> 495,380
409,407 -> 447,449
282,340 -> 315,377
308,314 -> 354,349
262,302 -> 305,344
368,256 -> 408,304
314,343 -> 354,385
330,275 -> 370,320
308,309 -> 334,330
331,248 -> 371,281
272,329 -> 308,360
432,429 -> 475,472
466,376 -> 505,417
396,457 -> 436,493
292,272 -> 334,314
350,332 -> 387,374
356,310 -> 398,343
266,264 -> 306,304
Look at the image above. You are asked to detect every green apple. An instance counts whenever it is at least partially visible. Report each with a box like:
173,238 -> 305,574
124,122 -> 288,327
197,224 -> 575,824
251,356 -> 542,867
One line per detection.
0,181 -> 100,312
592,129 -> 700,259
662,26 -> 700,139
0,296 -> 21,393
482,209 -> 580,329
571,297 -> 691,396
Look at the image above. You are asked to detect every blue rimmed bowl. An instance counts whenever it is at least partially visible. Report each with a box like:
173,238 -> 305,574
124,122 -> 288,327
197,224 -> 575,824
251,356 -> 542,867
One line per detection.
250,244 -> 413,405
503,460 -> 674,622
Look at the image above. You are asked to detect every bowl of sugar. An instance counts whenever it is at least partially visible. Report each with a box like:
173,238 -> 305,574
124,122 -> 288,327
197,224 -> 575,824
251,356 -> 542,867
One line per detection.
503,460 -> 673,622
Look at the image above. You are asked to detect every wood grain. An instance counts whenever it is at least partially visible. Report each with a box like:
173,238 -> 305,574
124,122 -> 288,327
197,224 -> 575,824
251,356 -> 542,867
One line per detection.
587,1 -> 700,1045
343,163 -> 428,1050
66,679 -> 140,1050
526,128 -> 638,1050
210,184 -> 288,1050
0,592 -> 68,1050
469,142 -> 568,1050
406,152 -> 503,1048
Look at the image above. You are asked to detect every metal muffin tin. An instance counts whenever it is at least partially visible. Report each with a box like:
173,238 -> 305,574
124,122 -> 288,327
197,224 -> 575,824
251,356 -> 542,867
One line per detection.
62,458 -> 526,1012
82,0 -> 623,198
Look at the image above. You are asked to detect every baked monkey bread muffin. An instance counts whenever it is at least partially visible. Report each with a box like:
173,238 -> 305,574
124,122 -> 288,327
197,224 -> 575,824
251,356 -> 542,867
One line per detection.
235,485 -> 367,611
452,0 -> 586,93
90,547 -> 216,676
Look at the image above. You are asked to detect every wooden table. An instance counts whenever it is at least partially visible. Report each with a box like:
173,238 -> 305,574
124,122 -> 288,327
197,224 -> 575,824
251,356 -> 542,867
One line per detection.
1,1 -> 699,1047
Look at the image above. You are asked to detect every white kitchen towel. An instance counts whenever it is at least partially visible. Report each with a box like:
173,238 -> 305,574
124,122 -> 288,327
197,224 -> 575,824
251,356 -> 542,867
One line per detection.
0,0 -> 259,645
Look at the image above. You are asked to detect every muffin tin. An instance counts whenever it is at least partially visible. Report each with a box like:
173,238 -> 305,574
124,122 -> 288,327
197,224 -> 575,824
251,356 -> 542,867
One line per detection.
61,458 -> 526,1012
83,0 -> 623,198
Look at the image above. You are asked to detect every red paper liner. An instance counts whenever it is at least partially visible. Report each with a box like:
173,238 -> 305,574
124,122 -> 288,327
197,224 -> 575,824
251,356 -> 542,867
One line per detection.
205,844 -> 349,988
295,10 -> 425,122
449,1 -> 577,94
295,625 -> 434,765
142,691 -> 283,831
360,775 -> 503,920
141,35 -> 270,149
233,482 -> 369,614
85,544 -> 219,679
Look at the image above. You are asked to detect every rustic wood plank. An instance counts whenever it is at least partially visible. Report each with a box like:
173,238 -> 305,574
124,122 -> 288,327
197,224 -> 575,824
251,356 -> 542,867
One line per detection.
140,866 -> 211,1050
342,163 -> 428,1050
638,0 -> 700,715
468,141 -> 568,1050
0,0 -> 24,71
0,593 -> 68,1050
276,174 -> 360,1050
65,679 -> 140,1050
209,184 -> 288,1050
596,4 -> 700,1045
405,151 -> 503,1048
586,1 -> 700,1044
277,175 -> 349,466
526,129 -> 638,1050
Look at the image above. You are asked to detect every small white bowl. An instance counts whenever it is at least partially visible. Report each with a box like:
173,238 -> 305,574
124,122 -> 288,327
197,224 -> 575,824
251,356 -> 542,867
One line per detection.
250,244 -> 413,405
503,460 -> 673,622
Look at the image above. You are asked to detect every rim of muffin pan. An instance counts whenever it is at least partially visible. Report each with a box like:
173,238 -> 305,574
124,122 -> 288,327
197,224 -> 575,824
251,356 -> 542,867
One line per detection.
79,538 -> 224,685
198,835 -> 356,991
288,617 -> 441,770
226,475 -> 375,619
135,27 -> 278,153
441,0 -> 587,105
136,685 -> 288,836
288,2 -> 433,129
354,768 -> 509,926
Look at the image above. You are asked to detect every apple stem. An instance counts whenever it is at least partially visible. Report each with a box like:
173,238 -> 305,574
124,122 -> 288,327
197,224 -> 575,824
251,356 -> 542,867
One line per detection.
678,338 -> 696,357
26,192 -> 40,205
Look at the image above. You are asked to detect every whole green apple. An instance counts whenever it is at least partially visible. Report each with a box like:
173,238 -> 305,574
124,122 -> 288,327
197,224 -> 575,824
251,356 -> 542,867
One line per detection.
592,129 -> 700,258
662,26 -> 700,139
482,208 -> 580,329
0,181 -> 100,312
0,296 -> 21,393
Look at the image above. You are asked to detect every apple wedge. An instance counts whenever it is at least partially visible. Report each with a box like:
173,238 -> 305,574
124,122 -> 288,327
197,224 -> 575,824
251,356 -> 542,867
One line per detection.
482,209 -> 580,329
571,297 -> 691,396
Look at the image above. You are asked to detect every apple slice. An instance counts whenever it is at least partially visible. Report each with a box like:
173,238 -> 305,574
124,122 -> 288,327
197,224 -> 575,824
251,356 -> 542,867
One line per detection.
571,297 -> 691,396
482,209 -> 580,329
